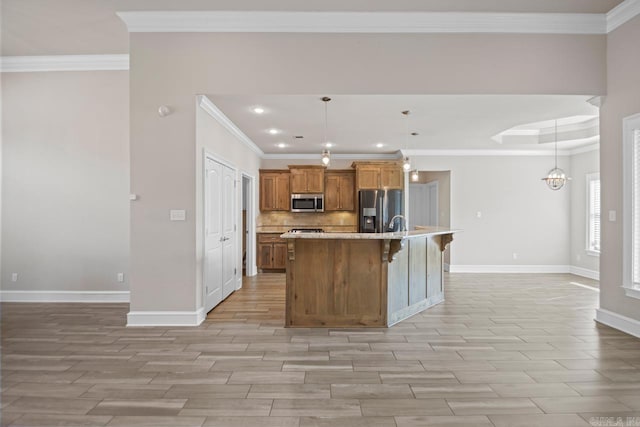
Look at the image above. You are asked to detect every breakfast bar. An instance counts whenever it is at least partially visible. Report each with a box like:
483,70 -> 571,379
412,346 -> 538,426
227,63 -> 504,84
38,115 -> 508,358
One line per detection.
281,227 -> 456,328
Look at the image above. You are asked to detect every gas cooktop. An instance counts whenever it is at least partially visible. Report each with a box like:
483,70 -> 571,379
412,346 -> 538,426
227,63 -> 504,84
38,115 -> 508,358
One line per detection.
288,228 -> 325,233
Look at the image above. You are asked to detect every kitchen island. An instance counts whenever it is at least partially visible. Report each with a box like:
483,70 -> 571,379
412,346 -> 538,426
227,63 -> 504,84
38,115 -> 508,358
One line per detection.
281,227 -> 456,328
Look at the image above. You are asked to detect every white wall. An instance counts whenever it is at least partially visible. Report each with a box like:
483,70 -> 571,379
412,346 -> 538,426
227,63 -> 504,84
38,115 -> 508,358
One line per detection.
411,155 -> 571,269
195,97 -> 261,310
570,147 -> 600,278
1,71 -> 129,296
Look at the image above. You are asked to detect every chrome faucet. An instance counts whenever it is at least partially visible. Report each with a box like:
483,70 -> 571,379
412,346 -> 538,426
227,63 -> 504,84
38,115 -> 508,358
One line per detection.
388,215 -> 407,232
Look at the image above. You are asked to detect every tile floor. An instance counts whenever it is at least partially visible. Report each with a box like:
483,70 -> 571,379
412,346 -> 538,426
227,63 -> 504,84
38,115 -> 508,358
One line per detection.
2,273 -> 640,426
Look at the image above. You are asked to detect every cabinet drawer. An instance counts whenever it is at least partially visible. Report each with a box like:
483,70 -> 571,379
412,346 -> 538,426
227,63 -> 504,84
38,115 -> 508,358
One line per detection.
258,233 -> 285,243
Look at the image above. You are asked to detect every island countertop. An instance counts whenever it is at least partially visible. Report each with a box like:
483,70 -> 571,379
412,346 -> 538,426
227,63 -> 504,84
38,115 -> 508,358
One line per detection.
280,226 -> 458,240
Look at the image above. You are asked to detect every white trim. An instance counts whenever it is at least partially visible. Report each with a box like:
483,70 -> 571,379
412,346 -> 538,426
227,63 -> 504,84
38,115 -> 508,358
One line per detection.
623,286 -> 640,299
596,308 -> 640,339
405,149 -> 575,157
241,172 -> 258,278
623,113 -> 640,299
607,0 -> 640,33
0,290 -> 130,303
197,95 -> 264,157
569,266 -> 600,280
261,153 -> 400,160
117,11 -> 606,34
127,308 -> 206,327
0,55 -> 129,73
449,265 -> 571,273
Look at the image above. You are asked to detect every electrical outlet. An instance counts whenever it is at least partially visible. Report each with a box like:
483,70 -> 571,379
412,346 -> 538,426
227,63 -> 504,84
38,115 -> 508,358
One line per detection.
117,273 -> 125,283
512,253 -> 518,260
609,210 -> 617,222
11,273 -> 18,282
476,211 -> 482,219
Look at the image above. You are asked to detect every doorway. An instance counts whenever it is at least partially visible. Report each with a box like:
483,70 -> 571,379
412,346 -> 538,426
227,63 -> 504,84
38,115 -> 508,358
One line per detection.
204,155 -> 237,313
409,181 -> 439,227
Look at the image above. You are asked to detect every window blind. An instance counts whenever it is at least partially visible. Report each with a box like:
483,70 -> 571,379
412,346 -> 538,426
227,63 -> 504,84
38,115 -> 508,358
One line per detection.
588,176 -> 601,253
634,129 -> 640,286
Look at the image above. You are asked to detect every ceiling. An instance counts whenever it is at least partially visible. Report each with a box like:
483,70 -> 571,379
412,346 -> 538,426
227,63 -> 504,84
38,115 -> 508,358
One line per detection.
1,0 -> 625,56
208,94 -> 599,155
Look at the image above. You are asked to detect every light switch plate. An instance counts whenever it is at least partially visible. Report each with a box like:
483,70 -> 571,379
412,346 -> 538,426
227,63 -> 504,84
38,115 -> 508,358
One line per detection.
170,210 -> 186,221
609,210 -> 617,222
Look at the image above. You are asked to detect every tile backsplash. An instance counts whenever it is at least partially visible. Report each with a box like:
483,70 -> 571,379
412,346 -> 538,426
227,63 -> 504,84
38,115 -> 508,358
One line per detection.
257,211 -> 357,232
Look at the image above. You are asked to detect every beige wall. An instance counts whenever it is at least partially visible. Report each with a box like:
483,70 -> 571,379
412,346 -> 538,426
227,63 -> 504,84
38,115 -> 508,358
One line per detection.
195,100 -> 261,310
1,71 -> 129,292
411,155 -> 571,267
129,32 -> 605,312
570,147 -> 600,276
600,15 -> 640,321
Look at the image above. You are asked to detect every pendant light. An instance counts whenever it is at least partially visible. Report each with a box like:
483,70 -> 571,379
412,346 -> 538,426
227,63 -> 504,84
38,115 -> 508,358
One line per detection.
541,120 -> 570,190
321,97 -> 331,166
411,169 -> 419,182
402,110 -> 411,171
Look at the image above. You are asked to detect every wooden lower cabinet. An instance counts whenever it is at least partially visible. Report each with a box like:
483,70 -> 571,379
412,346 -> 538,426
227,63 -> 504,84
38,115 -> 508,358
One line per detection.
257,233 -> 287,270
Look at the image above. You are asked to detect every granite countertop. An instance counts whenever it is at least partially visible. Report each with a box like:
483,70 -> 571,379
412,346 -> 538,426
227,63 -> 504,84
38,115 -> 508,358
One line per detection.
280,226 -> 459,240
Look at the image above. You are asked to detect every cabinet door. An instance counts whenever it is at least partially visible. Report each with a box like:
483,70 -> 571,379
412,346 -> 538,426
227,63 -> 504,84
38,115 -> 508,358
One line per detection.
258,243 -> 273,269
357,167 -> 380,190
260,175 -> 277,211
324,175 -> 340,211
275,174 -> 291,210
339,174 -> 356,211
381,167 -> 403,189
306,169 -> 324,193
289,169 -> 306,194
273,243 -> 288,269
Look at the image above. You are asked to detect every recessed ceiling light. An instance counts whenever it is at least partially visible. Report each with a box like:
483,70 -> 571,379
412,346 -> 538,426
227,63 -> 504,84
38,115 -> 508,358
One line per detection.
277,143 -> 287,148
268,128 -> 280,135
325,142 -> 333,148
253,106 -> 265,114
376,143 -> 384,148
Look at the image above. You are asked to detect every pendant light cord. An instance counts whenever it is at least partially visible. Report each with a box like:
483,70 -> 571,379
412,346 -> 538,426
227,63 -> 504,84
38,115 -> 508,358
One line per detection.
554,119 -> 558,169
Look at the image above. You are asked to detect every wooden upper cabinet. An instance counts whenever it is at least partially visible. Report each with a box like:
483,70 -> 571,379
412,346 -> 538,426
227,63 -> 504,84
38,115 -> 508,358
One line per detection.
325,170 -> 355,211
289,166 -> 325,193
381,167 -> 403,189
352,162 -> 404,190
259,170 -> 290,211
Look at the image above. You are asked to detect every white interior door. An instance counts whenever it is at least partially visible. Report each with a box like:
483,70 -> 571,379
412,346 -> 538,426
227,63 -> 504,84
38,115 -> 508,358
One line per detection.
204,157 -> 237,313
205,159 -> 223,312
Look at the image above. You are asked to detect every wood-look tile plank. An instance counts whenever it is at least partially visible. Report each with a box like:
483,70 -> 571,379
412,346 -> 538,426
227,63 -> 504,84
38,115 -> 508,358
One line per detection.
7,414 -> 113,427
360,398 -> 452,416
202,417 -> 300,427
395,415 -> 493,427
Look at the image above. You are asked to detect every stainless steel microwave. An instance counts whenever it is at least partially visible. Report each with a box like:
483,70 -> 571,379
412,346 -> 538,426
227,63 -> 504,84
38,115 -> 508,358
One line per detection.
291,194 -> 324,213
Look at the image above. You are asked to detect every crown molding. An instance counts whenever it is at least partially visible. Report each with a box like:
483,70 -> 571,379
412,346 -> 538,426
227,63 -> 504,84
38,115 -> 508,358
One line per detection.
261,153 -> 400,160
197,95 -> 264,157
404,148 -> 576,157
607,0 -> 640,33
0,54 -> 129,73
117,11 -> 606,34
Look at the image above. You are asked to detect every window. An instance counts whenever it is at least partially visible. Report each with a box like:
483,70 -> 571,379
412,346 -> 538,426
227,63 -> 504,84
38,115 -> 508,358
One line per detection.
587,173 -> 600,255
623,113 -> 640,299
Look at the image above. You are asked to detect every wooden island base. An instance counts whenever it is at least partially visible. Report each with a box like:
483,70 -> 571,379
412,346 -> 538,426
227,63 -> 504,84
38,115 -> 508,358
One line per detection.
282,229 -> 455,328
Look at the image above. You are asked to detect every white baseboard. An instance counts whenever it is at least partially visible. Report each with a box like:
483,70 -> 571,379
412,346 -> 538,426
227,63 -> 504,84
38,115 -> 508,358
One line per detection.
0,290 -> 130,303
596,308 -> 640,339
127,307 -> 206,327
449,265 -> 571,273
569,266 -> 600,280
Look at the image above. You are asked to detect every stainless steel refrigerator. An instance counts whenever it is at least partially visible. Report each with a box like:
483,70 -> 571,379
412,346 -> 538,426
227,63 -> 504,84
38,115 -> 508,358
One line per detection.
358,189 -> 404,233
